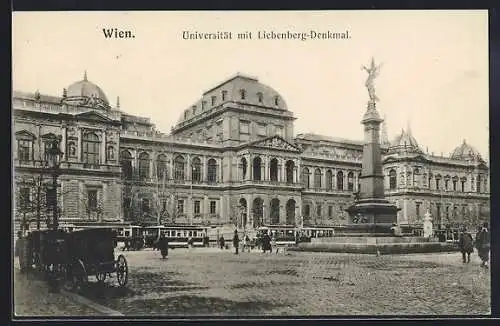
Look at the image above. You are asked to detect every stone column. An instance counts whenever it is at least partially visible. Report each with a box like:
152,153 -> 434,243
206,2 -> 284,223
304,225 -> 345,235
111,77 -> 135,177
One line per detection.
263,156 -> 268,181
202,156 -> 207,182
279,196 -> 286,225
102,131 -> 107,164
280,158 -> 285,182
246,194 -> 252,228
61,125 -> 67,161
186,154 -> 191,182
249,155 -> 253,181
77,129 -> 82,161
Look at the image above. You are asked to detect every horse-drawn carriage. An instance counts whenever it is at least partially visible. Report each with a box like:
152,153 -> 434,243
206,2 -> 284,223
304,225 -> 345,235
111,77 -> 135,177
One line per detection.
18,228 -> 129,290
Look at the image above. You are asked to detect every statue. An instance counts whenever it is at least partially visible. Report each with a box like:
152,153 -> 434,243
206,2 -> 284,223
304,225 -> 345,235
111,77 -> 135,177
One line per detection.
361,57 -> 383,103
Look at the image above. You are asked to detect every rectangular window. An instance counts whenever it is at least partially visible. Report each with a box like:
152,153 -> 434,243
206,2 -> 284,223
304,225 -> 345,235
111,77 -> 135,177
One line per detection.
18,140 -> 31,161
194,200 -> 201,214
142,198 -> 150,213
328,205 -> 333,217
239,121 -> 250,134
210,201 -> 216,214
162,199 -> 167,212
19,187 -> 31,208
303,204 -> 310,217
177,199 -> 184,214
88,190 -> 98,210
316,205 -> 322,217
275,125 -> 284,137
211,96 -> 216,106
201,101 -> 207,110
416,203 -> 421,219
221,90 -> 227,101
257,123 -> 267,136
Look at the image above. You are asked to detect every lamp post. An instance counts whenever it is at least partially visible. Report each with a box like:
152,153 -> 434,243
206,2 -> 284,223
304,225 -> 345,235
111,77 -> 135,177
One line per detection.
46,139 -> 63,230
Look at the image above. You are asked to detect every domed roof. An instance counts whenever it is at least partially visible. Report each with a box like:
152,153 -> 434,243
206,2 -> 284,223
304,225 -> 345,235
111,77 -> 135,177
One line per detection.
450,139 -> 483,161
388,128 -> 423,154
177,73 -> 289,124
63,71 -> 110,108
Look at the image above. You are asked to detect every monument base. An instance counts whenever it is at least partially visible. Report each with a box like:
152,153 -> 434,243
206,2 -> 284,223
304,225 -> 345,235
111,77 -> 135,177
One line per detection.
345,199 -> 400,234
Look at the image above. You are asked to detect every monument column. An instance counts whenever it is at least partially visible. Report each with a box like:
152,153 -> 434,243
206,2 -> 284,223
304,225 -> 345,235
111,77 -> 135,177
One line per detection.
346,57 -> 400,231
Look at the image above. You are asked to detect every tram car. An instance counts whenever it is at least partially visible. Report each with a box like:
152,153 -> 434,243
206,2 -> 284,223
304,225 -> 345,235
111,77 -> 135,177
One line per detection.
142,225 -> 207,248
256,226 -> 297,245
116,225 -> 144,250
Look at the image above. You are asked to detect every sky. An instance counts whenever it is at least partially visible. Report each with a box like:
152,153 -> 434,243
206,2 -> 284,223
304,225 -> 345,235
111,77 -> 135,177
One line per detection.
12,10 -> 489,159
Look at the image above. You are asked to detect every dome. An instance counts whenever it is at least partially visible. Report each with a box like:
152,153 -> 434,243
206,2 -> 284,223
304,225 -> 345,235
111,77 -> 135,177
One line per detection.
450,139 -> 483,161
63,71 -> 110,109
177,73 -> 289,124
388,128 -> 423,154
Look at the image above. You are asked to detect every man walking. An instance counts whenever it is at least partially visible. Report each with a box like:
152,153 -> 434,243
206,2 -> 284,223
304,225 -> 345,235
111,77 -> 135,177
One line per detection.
459,226 -> 474,263
233,230 -> 240,255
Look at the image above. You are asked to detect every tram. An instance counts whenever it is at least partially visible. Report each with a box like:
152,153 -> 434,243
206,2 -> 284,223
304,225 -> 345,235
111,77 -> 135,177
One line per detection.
142,225 -> 208,248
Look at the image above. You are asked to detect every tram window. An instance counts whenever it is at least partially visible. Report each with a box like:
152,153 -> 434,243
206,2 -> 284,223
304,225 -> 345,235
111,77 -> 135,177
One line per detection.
125,231 -> 130,237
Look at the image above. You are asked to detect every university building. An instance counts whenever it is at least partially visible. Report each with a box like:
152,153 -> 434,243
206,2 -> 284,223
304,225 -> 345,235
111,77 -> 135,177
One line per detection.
12,72 -> 490,234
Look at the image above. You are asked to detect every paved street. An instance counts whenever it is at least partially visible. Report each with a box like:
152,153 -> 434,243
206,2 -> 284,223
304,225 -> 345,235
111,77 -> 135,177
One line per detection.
77,248 -> 490,316
13,265 -> 104,317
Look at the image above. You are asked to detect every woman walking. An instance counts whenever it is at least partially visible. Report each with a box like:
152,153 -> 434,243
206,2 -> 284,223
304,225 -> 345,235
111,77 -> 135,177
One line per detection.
475,222 -> 490,269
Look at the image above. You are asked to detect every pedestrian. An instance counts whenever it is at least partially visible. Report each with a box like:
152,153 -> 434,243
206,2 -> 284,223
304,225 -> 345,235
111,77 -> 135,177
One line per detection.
245,234 -> 251,253
233,230 -> 240,255
475,222 -> 490,269
219,235 -> 225,250
271,233 -> 278,254
158,233 -> 169,259
262,232 -> 271,253
458,226 -> 474,263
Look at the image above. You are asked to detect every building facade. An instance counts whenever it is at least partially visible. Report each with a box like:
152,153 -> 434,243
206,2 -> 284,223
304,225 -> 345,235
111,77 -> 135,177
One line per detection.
12,73 -> 490,234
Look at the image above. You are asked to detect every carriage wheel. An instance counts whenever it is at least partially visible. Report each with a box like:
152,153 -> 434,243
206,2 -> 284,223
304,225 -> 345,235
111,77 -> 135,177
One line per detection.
96,272 -> 107,283
116,255 -> 128,287
70,260 -> 88,292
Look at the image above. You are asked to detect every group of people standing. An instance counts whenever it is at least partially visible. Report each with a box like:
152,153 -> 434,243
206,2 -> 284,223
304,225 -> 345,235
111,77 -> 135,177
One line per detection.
459,222 -> 490,268
218,230 -> 280,254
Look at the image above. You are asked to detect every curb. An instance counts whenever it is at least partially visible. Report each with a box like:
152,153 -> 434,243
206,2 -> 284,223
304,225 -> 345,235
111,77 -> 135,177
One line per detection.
61,290 -> 124,317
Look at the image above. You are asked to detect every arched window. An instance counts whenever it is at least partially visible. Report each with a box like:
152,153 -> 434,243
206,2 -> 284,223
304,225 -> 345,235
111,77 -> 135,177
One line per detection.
241,157 -> 247,180
156,154 -> 168,180
476,175 -> 481,193
325,170 -> 333,190
192,157 -> 202,183
286,199 -> 296,225
286,160 -> 295,184
257,92 -> 263,103
107,146 -> 115,160
82,133 -> 100,165
452,176 -> 458,191
253,157 -> 262,181
120,150 -> 133,179
461,177 -> 467,192
222,90 -> 227,101
252,198 -> 264,228
302,167 -> 310,188
347,172 -> 354,191
270,158 -> 278,181
270,198 -> 280,225
314,168 -> 322,189
138,152 -> 150,180
239,89 -> 246,100
435,175 -> 442,190
389,169 -> 397,190
274,96 -> 279,106
207,158 -> 217,183
174,155 -> 185,181
337,171 -> 344,191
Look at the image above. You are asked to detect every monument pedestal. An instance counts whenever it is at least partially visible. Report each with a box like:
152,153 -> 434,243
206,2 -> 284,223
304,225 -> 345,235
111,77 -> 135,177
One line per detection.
345,198 -> 399,234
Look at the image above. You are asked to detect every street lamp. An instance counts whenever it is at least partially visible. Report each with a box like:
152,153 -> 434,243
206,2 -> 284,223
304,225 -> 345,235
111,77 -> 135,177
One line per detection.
46,139 -> 63,230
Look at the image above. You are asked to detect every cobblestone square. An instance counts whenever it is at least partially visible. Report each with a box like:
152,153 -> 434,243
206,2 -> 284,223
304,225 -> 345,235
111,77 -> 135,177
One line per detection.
76,249 -> 490,316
